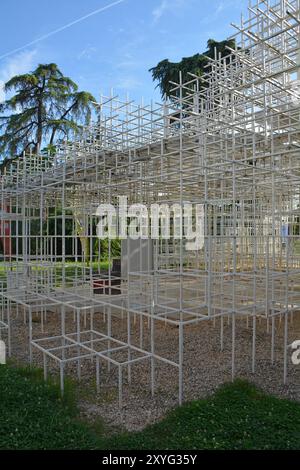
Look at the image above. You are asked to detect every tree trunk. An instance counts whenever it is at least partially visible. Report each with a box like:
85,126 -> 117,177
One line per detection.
35,78 -> 46,153
49,100 -> 78,145
74,214 -> 91,267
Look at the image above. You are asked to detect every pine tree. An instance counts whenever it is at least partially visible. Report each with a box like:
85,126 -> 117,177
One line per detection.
0,63 -> 96,158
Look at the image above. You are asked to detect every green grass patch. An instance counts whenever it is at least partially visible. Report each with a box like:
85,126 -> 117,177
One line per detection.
105,380 -> 300,450
0,365 -> 99,449
1,364 -> 300,450
0,260 -> 111,288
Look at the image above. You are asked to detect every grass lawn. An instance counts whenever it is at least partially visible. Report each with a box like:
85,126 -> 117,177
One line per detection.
0,261 -> 111,288
0,364 -> 299,450
0,365 -> 99,450
0,261 -> 110,273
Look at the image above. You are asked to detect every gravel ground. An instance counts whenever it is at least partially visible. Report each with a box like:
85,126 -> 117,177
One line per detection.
7,307 -> 300,432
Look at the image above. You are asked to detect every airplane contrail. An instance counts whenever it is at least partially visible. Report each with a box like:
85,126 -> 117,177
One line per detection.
0,0 -> 126,61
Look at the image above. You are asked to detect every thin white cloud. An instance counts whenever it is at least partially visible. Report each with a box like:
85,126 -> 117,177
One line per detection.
152,0 -> 168,22
216,0 -> 247,17
116,52 -> 141,70
200,0 -> 247,25
152,0 -> 185,23
0,50 -> 37,102
115,75 -> 141,90
0,0 -> 126,61
77,46 -> 97,60
216,1 -> 225,15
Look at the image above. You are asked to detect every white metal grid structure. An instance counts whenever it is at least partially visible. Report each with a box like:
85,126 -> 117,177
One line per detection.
0,0 -> 299,406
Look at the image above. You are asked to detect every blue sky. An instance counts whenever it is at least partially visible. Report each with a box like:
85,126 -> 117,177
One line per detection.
0,0 -> 248,104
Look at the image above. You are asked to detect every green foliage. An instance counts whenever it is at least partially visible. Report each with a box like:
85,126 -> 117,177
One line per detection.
0,202 -> 120,260
1,365 -> 299,450
94,238 -> 121,260
0,365 -> 99,450
0,63 -> 96,159
150,39 -> 236,99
